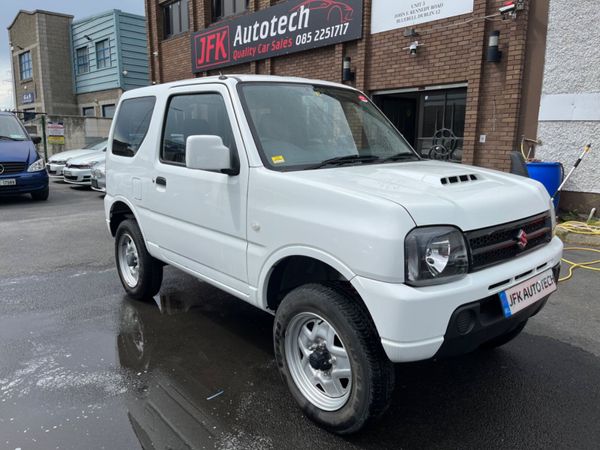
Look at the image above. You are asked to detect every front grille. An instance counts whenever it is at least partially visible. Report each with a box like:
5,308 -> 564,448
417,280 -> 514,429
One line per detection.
64,175 -> 78,181
467,213 -> 552,271
0,162 -> 27,175
66,164 -> 89,169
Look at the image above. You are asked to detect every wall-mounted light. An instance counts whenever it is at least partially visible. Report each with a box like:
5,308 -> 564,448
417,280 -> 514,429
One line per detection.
84,35 -> 92,42
487,31 -> 502,63
152,51 -> 159,57
122,70 -> 129,76
342,57 -> 355,82
403,41 -> 422,57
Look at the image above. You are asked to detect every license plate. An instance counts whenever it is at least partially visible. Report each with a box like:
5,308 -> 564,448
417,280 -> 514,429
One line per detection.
499,269 -> 556,317
0,178 -> 16,186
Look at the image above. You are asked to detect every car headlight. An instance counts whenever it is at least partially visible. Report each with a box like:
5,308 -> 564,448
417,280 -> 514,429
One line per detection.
92,167 -> 105,177
27,158 -> 46,172
405,226 -> 469,286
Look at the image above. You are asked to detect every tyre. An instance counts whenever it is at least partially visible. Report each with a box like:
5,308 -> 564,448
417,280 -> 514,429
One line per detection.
273,283 -> 394,434
31,187 -> 49,201
115,219 -> 163,300
481,320 -> 527,349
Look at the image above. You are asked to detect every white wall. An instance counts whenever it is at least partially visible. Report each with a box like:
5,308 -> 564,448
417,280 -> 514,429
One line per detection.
537,0 -> 600,194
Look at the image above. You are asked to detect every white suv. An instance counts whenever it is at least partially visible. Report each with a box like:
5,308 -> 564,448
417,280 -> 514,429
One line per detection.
105,75 -> 563,433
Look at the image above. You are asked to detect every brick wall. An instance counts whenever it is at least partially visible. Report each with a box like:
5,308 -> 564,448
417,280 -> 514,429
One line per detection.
146,0 -> 541,172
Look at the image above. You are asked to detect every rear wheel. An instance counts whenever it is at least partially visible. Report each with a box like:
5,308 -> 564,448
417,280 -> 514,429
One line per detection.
273,283 -> 394,434
115,219 -> 163,300
31,187 -> 49,201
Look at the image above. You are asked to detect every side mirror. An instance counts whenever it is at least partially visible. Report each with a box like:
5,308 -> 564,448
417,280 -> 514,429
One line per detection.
32,136 -> 42,145
185,135 -> 238,175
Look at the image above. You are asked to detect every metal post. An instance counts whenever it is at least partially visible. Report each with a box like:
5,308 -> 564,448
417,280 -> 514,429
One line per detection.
552,144 -> 592,200
41,114 -> 48,161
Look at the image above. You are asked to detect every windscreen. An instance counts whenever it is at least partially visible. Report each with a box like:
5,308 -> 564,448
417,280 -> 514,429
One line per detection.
0,115 -> 27,141
239,83 -> 416,170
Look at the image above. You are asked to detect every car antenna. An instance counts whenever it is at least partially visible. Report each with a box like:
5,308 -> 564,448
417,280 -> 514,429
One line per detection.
219,72 -> 227,80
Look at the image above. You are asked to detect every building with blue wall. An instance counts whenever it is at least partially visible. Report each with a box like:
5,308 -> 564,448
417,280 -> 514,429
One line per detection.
9,9 -> 149,120
71,10 -> 150,118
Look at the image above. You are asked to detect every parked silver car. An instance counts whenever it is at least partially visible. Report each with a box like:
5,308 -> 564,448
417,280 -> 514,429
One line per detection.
63,148 -> 106,186
91,160 -> 106,192
46,139 -> 108,178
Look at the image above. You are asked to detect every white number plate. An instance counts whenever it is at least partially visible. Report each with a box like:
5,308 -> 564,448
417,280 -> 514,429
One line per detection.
0,178 -> 16,186
499,269 -> 556,318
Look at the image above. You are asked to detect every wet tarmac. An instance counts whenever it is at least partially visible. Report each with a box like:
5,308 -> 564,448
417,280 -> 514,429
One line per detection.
1,183 -> 600,449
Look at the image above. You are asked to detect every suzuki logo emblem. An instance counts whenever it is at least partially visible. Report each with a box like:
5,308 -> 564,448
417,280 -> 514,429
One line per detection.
516,229 -> 528,250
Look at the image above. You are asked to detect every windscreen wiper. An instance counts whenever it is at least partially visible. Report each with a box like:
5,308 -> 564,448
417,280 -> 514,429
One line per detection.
0,135 -> 23,141
309,154 -> 381,169
379,153 -> 420,163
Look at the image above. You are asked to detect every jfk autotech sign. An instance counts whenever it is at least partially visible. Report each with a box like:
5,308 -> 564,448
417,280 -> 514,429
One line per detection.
192,0 -> 363,72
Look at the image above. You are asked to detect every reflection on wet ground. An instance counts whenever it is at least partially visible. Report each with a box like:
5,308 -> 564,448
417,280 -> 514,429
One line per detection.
116,273 -> 600,449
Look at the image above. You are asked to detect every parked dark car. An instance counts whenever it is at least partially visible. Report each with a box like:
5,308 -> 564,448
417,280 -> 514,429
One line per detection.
0,112 -> 48,201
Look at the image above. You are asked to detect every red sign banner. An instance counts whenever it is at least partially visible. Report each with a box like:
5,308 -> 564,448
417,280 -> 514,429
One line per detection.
191,0 -> 363,72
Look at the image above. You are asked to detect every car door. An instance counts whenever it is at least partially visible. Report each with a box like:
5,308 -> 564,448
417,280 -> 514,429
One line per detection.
143,84 -> 249,297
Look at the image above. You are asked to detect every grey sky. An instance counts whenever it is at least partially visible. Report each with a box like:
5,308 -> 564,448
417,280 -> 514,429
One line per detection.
1,0 -> 145,109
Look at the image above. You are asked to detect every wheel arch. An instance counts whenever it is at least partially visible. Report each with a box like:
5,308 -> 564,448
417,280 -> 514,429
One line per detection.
258,247 -> 357,311
109,197 -> 143,237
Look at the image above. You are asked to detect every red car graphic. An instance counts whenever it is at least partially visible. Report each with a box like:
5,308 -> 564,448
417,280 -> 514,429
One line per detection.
291,0 -> 354,24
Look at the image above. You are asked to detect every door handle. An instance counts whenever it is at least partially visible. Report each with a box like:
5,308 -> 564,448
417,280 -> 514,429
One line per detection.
155,176 -> 167,187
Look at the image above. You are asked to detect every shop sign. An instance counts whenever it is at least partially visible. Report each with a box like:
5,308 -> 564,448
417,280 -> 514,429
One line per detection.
22,92 -> 35,104
371,0 -> 474,34
47,121 -> 65,145
191,0 -> 363,72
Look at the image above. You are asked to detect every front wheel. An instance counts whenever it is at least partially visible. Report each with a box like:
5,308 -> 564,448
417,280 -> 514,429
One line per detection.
115,219 -> 163,300
273,283 -> 394,434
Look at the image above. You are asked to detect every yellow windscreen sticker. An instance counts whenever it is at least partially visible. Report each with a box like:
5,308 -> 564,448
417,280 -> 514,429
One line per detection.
271,155 -> 285,164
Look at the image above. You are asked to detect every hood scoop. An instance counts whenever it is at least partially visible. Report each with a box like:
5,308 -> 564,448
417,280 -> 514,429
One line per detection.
440,174 -> 479,185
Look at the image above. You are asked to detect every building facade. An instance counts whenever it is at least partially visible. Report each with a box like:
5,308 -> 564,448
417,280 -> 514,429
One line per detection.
8,10 -> 77,116
537,0 -> 600,212
8,9 -> 150,119
72,10 -> 150,118
145,0 -> 548,173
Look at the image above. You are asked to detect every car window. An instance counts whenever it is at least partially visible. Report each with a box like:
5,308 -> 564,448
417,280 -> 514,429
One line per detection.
161,93 -> 236,165
89,139 -> 108,150
0,115 -> 28,141
239,83 -> 415,170
112,97 -> 156,157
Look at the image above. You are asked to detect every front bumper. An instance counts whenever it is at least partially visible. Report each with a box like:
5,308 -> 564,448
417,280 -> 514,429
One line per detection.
434,263 -> 559,358
63,167 -> 92,185
91,176 -> 106,192
351,237 -> 563,363
0,171 -> 48,196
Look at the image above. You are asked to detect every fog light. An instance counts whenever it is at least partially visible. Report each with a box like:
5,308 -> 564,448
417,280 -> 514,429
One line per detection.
456,309 -> 476,335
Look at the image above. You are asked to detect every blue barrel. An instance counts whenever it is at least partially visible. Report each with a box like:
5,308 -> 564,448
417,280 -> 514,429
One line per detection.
527,162 -> 563,208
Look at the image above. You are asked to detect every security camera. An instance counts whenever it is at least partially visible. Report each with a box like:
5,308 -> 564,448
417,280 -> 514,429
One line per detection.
499,2 -> 516,14
403,41 -> 422,56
